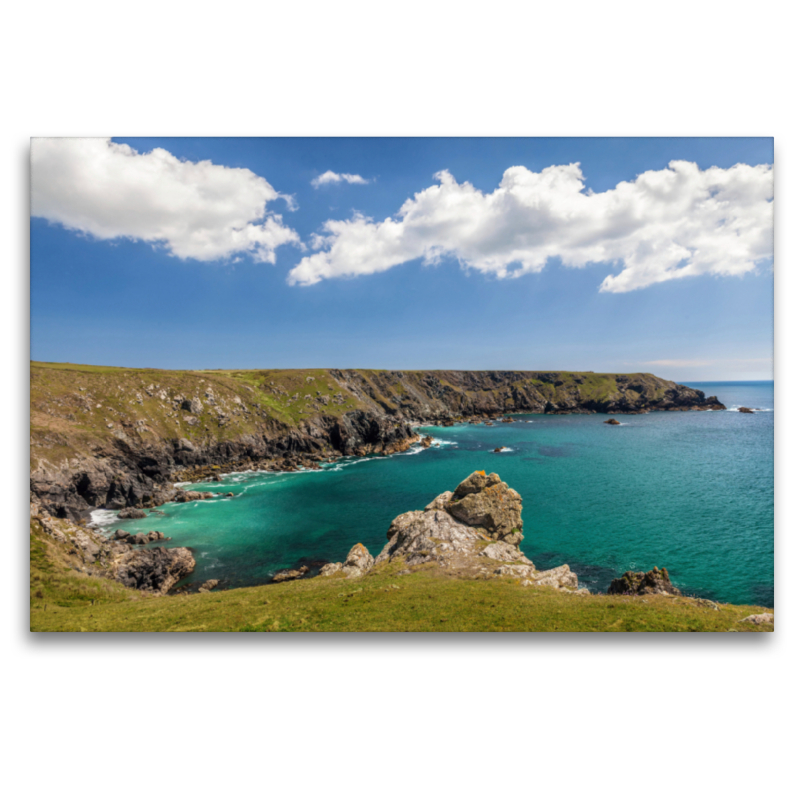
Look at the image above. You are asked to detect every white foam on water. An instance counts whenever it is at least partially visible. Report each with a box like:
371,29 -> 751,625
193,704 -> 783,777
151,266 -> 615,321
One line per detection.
89,508 -> 119,529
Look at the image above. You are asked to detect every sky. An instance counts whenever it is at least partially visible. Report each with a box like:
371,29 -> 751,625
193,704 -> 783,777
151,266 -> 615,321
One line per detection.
30,137 -> 774,381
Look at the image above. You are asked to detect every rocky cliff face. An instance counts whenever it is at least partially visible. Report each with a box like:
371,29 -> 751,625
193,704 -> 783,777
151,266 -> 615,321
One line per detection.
30,363 -> 724,519
32,503 -> 195,595
318,471 -> 582,592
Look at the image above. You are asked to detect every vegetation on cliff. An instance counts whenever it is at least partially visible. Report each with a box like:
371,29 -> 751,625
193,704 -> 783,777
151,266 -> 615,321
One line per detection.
30,361 -> 724,520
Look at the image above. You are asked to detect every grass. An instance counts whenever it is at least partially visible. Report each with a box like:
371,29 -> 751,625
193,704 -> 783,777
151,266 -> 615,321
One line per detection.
30,524 -> 773,632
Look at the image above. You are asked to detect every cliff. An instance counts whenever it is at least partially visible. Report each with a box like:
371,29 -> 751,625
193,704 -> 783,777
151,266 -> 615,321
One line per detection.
30,362 -> 724,519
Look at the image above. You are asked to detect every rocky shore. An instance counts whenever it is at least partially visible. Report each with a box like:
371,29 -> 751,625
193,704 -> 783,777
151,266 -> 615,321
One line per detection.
31,500 -> 194,595
30,364 -> 725,521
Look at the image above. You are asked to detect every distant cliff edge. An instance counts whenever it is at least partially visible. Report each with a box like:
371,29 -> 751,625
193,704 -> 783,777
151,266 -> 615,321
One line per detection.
30,363 -> 724,520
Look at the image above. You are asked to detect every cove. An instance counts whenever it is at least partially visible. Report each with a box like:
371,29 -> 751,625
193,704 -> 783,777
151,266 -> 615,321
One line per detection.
95,381 -> 774,606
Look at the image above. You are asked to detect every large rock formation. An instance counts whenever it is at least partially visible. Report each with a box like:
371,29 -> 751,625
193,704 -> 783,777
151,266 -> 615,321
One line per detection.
318,471 -> 580,591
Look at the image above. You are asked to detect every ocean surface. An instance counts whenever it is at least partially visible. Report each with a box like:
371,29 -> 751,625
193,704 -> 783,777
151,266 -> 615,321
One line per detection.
93,381 -> 774,606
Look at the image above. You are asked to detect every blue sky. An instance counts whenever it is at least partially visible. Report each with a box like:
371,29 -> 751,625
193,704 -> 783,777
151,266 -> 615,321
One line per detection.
30,137 -> 773,380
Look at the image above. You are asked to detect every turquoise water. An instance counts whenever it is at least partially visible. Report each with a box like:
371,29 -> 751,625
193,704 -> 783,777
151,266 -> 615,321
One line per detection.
96,381 -> 774,606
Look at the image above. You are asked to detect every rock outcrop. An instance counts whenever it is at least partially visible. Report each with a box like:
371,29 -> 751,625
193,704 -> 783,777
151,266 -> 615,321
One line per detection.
272,565 -> 310,583
113,546 -> 195,594
317,471 -> 580,591
738,407 -> 755,414
33,506 -> 194,595
607,567 -> 681,596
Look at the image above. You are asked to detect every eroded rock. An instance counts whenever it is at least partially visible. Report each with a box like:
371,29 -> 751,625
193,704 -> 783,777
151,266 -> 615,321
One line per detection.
342,543 -> 375,578
446,471 -> 523,544
113,547 -> 195,594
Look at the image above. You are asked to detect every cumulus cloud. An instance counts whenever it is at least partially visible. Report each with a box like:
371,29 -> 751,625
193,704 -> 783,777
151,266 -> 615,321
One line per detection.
288,161 -> 773,291
311,170 -> 370,188
31,138 -> 300,263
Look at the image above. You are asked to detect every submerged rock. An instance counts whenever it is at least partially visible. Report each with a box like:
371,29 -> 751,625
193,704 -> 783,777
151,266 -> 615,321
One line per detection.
607,567 -> 681,596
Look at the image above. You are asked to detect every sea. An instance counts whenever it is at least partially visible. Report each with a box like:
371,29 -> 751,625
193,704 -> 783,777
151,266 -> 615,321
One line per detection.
92,381 -> 774,606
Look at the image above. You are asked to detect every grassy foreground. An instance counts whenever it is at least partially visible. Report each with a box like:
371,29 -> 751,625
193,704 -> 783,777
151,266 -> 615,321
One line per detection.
31,526 -> 773,633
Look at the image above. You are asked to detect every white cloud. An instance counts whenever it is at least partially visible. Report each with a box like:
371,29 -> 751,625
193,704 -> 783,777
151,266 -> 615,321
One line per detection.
311,170 -> 370,188
288,161 -> 773,291
31,138 -> 300,263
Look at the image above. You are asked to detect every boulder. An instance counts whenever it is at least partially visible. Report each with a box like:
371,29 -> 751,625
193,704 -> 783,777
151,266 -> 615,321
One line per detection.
118,508 -> 148,519
446,471 -> 523,543
740,613 -> 774,625
319,562 -> 343,576
607,567 -> 681,596
272,565 -> 310,583
738,407 -> 755,414
342,543 -> 375,578
420,436 -> 434,448
112,529 -> 131,540
175,490 -> 215,503
604,418 -> 621,425
528,564 -> 579,590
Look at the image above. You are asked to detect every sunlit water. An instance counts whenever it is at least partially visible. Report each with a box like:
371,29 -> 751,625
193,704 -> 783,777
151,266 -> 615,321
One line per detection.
93,381 -> 774,606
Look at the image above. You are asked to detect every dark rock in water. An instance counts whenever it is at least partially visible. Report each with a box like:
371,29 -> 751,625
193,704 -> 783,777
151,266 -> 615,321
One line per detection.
493,447 -> 504,453
198,579 -> 220,593
420,436 -> 434,448
604,418 -> 621,425
607,567 -> 681,596
272,565 -> 310,583
738,407 -> 755,414
175,490 -> 215,503
118,507 -> 148,519
225,492 -> 234,497
113,546 -> 195,594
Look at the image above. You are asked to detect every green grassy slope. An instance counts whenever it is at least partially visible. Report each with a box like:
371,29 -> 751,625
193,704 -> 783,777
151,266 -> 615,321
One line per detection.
30,523 -> 772,633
